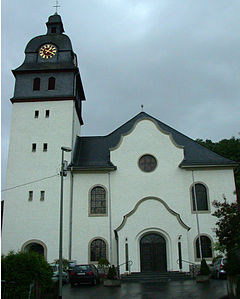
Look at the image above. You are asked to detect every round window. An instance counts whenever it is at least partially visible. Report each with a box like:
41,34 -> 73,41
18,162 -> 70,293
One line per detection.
138,155 -> 157,172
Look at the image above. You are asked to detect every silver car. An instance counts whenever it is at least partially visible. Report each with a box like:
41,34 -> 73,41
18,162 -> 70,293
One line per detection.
50,263 -> 69,284
212,257 -> 227,279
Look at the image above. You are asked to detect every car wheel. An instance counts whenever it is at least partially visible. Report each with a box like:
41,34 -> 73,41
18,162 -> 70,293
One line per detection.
71,282 -> 75,287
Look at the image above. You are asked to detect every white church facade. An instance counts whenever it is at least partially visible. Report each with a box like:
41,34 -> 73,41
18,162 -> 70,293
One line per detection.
2,14 -> 238,274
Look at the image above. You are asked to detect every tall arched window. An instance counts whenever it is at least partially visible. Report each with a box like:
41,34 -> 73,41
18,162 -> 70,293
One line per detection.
90,186 -> 107,215
33,78 -> 40,90
90,239 -> 107,262
191,183 -> 208,211
196,235 -> 212,259
48,77 -> 55,90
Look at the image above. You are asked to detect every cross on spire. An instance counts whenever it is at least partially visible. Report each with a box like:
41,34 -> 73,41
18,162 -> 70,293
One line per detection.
53,0 -> 60,14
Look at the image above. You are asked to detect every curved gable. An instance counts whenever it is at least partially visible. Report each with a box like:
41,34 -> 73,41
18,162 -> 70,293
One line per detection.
115,197 -> 191,232
110,117 -> 184,152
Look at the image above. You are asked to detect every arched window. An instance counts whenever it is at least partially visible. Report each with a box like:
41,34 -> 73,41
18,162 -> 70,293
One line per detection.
33,78 -> 40,90
196,235 -> 212,259
191,183 -> 208,211
90,239 -> 107,262
90,186 -> 107,215
48,77 -> 55,90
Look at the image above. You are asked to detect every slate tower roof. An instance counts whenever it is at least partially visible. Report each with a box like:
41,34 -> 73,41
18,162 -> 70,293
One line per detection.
10,13 -> 85,124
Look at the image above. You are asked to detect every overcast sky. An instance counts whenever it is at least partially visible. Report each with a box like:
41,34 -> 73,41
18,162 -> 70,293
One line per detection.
1,0 -> 240,190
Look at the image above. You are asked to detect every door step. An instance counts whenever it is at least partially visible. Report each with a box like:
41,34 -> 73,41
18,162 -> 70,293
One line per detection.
121,271 -> 193,283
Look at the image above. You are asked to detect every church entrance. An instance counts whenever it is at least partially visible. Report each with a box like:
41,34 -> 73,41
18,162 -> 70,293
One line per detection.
140,233 -> 167,272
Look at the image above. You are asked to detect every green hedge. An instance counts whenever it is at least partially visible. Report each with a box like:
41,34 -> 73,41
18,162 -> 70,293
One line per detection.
2,251 -> 53,298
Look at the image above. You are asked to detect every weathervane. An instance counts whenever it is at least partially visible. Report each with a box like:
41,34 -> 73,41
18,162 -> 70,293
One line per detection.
54,0 -> 60,14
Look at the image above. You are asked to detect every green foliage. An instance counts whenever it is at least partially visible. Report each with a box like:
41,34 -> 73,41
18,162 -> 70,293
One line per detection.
212,199 -> 240,275
225,249 -> 240,276
54,257 -> 69,270
199,259 -> 210,275
1,250 -> 53,298
196,137 -> 240,200
212,200 -> 240,252
98,258 -> 110,267
107,265 -> 118,280
213,242 -> 226,254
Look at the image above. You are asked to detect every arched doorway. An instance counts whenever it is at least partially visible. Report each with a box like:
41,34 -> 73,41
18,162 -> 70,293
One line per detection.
22,240 -> 47,259
140,233 -> 167,272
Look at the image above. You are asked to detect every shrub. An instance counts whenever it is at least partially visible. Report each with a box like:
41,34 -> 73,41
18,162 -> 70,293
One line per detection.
107,265 -> 118,280
1,250 -> 53,298
199,259 -> 210,275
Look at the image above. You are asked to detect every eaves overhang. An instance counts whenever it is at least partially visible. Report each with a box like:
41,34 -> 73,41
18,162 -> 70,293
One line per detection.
12,67 -> 79,76
10,96 -> 76,103
69,165 -> 117,172
179,161 -> 238,169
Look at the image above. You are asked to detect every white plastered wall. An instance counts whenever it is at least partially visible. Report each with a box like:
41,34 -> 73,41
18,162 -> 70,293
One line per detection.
2,100 -> 76,262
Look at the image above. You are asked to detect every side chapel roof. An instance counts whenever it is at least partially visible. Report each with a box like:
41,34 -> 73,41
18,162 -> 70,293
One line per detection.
70,112 -> 238,170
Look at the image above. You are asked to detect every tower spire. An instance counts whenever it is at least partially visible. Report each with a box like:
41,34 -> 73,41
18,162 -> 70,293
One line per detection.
53,0 -> 60,14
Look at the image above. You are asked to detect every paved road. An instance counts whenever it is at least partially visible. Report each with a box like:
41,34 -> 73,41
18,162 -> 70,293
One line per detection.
62,279 -> 228,299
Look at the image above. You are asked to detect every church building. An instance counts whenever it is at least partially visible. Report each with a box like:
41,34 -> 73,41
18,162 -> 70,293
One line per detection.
2,13 -> 238,274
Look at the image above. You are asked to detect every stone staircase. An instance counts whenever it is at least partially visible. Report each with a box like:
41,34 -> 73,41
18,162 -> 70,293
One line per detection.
121,271 -> 193,283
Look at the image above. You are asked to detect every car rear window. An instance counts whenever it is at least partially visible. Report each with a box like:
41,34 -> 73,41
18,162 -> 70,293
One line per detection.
74,265 -> 90,271
223,258 -> 227,264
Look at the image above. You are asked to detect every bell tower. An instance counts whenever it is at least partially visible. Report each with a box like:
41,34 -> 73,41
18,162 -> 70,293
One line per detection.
2,14 -> 85,260
12,13 -> 85,124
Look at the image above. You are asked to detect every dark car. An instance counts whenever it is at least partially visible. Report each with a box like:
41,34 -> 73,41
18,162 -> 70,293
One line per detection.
70,264 -> 99,286
212,257 -> 227,279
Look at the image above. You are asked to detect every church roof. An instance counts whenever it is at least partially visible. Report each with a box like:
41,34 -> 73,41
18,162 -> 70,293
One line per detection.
70,112 -> 238,170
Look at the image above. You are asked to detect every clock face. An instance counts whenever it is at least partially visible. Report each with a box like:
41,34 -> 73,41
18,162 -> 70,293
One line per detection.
39,44 -> 57,59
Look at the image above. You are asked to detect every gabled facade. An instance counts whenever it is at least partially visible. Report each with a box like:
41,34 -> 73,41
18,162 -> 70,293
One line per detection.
69,113 -> 237,273
2,14 -> 238,274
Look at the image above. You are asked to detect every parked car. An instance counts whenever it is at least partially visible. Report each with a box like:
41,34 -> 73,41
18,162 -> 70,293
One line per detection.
70,264 -> 99,286
212,257 -> 227,279
50,263 -> 69,284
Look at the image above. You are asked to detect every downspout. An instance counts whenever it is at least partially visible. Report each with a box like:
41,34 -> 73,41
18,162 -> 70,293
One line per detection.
68,168 -> 74,260
108,172 -> 113,264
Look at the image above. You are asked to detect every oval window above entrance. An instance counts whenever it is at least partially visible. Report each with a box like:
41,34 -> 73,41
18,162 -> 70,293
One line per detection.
138,155 -> 157,172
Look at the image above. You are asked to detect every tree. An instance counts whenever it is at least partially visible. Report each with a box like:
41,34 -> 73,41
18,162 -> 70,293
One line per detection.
196,137 -> 240,200
2,250 -> 53,298
212,199 -> 240,275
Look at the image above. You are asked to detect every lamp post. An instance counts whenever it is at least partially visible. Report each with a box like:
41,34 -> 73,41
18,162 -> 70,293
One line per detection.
59,146 -> 72,299
192,170 -> 202,260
